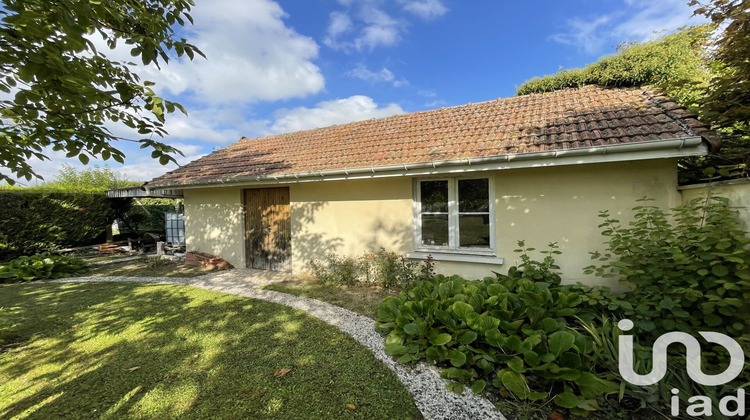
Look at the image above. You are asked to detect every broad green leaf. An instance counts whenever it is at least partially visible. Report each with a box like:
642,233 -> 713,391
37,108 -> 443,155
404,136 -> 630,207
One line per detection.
457,330 -> 478,345
471,380 -> 486,394
403,323 -> 419,336
452,301 -> 474,321
385,343 -> 408,356
548,330 -> 575,356
448,349 -> 467,367
485,329 -> 504,348
430,333 -> 452,346
507,357 -> 526,373
501,371 -> 529,399
554,392 -> 579,408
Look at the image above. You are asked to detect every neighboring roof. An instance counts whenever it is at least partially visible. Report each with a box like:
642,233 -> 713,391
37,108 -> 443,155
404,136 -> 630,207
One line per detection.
106,187 -> 183,198
147,86 -> 719,189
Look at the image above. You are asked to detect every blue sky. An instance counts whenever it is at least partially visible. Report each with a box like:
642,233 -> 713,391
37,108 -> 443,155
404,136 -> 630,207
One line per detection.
20,0 -> 707,183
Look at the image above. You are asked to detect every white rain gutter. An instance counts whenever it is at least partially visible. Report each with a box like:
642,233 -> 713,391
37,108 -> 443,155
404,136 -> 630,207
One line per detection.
145,137 -> 707,192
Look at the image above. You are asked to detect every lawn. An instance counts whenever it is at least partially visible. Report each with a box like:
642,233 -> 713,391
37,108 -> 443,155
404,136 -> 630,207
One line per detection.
263,280 -> 401,318
0,282 -> 420,419
83,257 -> 208,278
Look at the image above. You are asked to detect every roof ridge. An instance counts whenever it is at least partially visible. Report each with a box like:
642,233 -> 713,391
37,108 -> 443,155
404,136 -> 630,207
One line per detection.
638,87 -> 721,152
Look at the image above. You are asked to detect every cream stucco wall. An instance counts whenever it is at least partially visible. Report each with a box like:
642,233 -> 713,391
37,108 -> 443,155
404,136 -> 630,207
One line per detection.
181,158 -> 682,287
679,179 -> 750,233
493,159 -> 681,288
289,177 -> 413,273
183,187 -> 246,268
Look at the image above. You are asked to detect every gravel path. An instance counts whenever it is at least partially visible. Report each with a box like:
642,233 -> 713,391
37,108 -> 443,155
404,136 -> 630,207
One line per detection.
51,270 -> 506,420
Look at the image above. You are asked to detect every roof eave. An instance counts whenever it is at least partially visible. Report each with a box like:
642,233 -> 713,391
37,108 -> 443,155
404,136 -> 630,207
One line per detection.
145,136 -> 707,191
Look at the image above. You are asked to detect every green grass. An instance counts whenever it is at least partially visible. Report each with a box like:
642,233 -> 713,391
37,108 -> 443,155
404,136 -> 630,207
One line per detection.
0,282 -> 420,419
263,280 -> 400,318
82,258 -> 207,278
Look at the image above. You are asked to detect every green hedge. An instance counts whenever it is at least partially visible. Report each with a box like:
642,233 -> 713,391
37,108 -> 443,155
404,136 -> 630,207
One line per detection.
0,190 -> 130,260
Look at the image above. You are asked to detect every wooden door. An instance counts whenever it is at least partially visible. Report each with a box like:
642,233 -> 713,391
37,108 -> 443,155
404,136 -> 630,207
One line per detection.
244,187 -> 291,271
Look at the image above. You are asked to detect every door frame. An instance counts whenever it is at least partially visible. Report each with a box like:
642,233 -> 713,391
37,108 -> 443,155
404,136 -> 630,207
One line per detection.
243,187 -> 292,272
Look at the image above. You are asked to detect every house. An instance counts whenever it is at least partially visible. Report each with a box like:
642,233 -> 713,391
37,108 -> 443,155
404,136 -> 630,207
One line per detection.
145,86 -> 720,287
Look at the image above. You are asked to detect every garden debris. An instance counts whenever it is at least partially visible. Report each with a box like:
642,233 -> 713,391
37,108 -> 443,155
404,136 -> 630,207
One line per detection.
185,252 -> 233,270
98,244 -> 122,254
127,366 -> 141,372
273,368 -> 291,377
549,413 -> 564,420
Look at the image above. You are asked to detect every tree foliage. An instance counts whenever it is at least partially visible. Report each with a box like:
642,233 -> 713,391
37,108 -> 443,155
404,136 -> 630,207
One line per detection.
49,163 -> 140,191
0,0 -> 205,185
688,0 -> 750,180
516,26 -> 712,108
517,17 -> 750,184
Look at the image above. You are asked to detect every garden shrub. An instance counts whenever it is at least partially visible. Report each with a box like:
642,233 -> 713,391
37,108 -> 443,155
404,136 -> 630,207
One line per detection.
584,195 -> 750,340
307,253 -> 363,286
376,243 -> 619,415
0,252 -> 88,282
580,195 -> 750,416
361,248 -> 435,289
307,249 -> 435,289
0,190 -> 131,260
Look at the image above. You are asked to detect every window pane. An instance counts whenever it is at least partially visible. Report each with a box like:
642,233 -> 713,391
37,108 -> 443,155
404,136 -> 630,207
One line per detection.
421,180 -> 449,213
422,214 -> 449,246
458,179 -> 489,212
459,215 -> 490,248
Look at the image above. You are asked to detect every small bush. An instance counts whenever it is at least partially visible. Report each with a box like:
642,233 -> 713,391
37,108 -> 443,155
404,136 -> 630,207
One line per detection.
0,253 -> 88,282
308,250 -> 435,289
307,253 -> 363,286
361,248 -> 435,289
376,243 -> 618,415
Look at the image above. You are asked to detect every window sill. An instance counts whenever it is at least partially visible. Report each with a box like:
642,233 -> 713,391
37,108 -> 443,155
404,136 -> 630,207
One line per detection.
406,252 -> 504,265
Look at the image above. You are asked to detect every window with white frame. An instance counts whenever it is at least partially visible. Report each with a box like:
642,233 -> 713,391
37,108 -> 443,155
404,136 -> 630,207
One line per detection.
415,177 -> 493,253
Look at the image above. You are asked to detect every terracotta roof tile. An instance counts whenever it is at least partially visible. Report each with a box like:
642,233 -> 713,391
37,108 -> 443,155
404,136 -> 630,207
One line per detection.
148,86 -> 716,187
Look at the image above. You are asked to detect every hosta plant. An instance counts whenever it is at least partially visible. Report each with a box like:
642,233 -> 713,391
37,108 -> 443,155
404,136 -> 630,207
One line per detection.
0,252 -> 88,282
376,243 -> 619,415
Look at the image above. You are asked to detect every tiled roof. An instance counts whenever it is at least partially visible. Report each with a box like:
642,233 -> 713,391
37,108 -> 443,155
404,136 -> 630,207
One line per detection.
148,86 -> 718,187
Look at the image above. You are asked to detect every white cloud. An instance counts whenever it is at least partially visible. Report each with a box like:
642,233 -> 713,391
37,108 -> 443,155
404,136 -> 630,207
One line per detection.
355,7 -> 402,50
324,1 -> 448,52
550,0 -> 707,54
549,16 -> 612,54
271,95 -> 405,133
324,11 -> 354,47
347,63 -> 395,83
92,0 -> 325,104
399,0 -> 448,20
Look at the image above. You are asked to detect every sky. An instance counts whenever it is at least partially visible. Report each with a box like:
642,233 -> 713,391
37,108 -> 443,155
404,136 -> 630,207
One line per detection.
16,0 -> 708,184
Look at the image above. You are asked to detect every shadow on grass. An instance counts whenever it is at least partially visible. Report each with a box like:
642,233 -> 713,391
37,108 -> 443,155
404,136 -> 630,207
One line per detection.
0,282 -> 420,420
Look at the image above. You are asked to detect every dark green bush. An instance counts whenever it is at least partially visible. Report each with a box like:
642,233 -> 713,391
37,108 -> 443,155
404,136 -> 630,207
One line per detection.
0,190 -> 130,260
376,243 -> 618,415
0,252 -> 88,282
584,195 -> 750,339
579,195 -> 750,417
